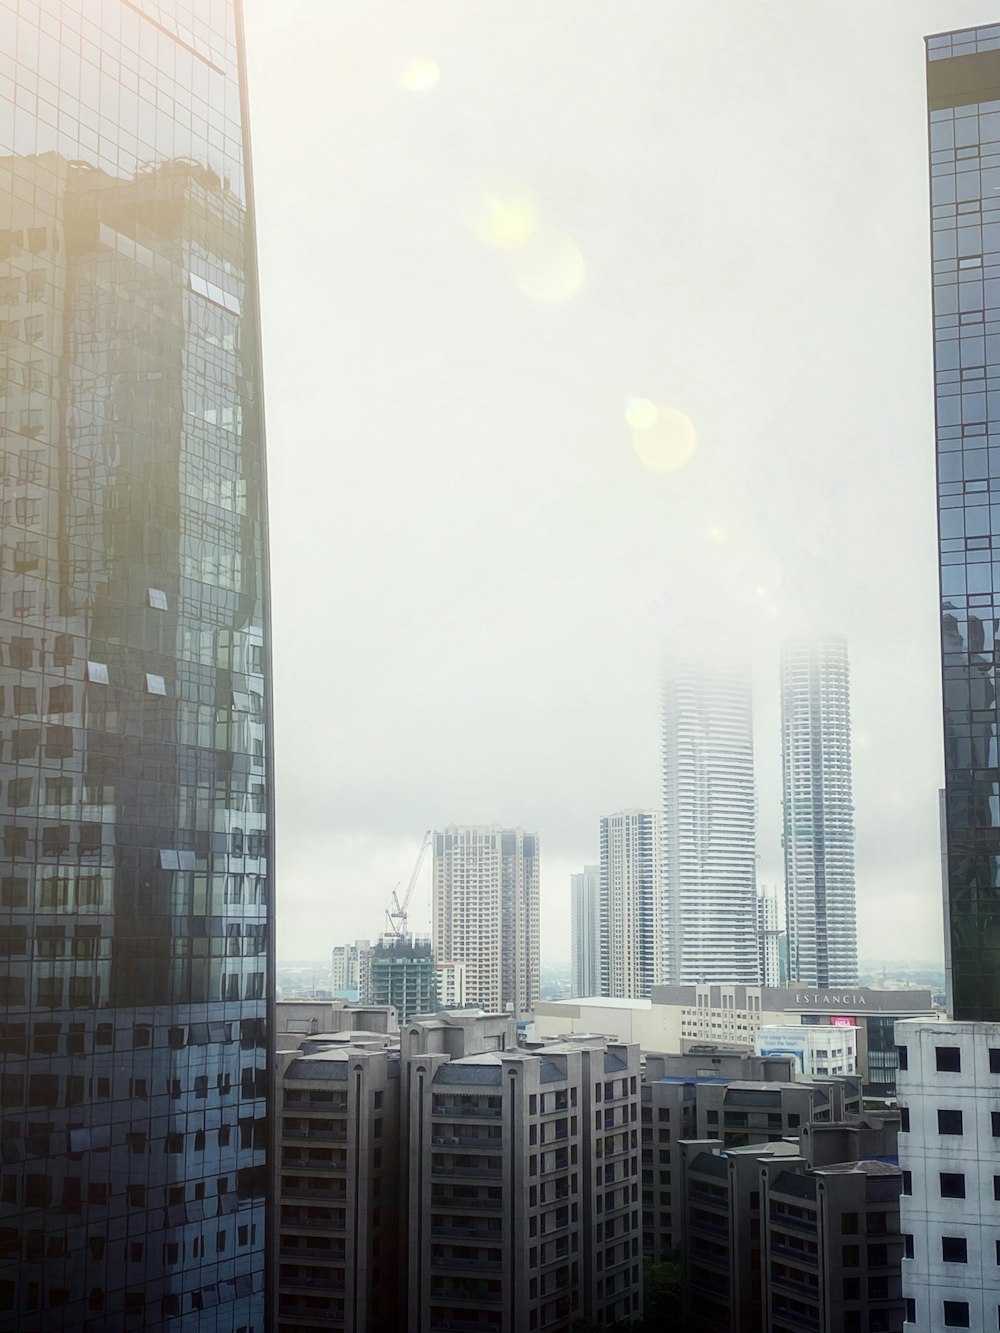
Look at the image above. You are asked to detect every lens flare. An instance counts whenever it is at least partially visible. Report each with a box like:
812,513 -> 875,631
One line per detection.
466,182 -> 537,249
508,227 -> 585,303
632,406 -> 697,471
625,398 -> 659,430
400,59 -> 440,92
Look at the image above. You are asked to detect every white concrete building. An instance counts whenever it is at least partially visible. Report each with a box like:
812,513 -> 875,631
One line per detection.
754,1022 -> 857,1078
896,1018 -> 1000,1333
434,959 -> 466,1008
600,809 -> 659,998
781,635 -> 858,987
432,825 -> 539,1018
661,657 -> 759,985
331,938 -> 370,998
570,863 -> 601,998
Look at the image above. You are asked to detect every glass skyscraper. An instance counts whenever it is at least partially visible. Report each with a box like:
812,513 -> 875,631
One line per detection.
0,2 -> 272,1329
928,25 -> 1000,1021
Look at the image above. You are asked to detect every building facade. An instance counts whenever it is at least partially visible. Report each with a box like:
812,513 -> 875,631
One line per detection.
432,825 -> 539,1018
570,863 -> 600,998
599,810 -> 659,999
896,1019 -> 1000,1333
927,25 -> 1000,1022
0,3 -> 272,1329
781,635 -> 858,988
274,1042 -> 401,1332
661,657 -> 759,985
895,30 -> 1000,1332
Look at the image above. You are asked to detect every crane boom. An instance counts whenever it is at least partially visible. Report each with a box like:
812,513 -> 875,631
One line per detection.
384,830 -> 432,939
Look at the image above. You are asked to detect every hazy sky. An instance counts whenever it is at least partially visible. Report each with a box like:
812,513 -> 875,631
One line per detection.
242,1 -> 999,966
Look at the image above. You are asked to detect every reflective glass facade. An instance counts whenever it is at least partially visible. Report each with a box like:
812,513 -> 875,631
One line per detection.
929,28 -> 1000,1021
0,2 -> 272,1328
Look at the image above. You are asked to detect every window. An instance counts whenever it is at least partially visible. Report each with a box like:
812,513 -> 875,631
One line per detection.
842,1245 -> 860,1267
905,1298 -> 915,1323
943,1300 -> 970,1327
901,1170 -> 912,1195
942,1236 -> 968,1263
900,1107 -> 910,1131
47,684 -> 73,714
993,1112 -> 1000,1138
938,1108 -> 964,1135
897,1045 -> 908,1070
936,1047 -> 962,1073
940,1173 -> 966,1199
990,1048 -> 1000,1074
145,673 -> 166,696
841,1213 -> 859,1235
903,1233 -> 914,1259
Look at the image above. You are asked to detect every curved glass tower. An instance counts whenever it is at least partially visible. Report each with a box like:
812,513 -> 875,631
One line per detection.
0,2 -> 272,1328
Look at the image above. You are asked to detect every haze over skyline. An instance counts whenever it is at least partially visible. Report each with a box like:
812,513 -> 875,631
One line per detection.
242,1 -> 997,965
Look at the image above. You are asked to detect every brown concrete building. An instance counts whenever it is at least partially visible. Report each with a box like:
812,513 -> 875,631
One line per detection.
403,1027 -> 643,1331
641,1049 -> 862,1263
761,1158 -> 904,1333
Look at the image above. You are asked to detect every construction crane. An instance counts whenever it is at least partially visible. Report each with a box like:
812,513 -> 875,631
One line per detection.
384,830 -> 432,941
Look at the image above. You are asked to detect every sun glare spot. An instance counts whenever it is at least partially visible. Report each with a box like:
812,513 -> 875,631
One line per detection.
467,182 -> 537,250
400,60 -> 440,92
632,406 -> 697,471
625,398 -> 659,430
508,228 -> 586,303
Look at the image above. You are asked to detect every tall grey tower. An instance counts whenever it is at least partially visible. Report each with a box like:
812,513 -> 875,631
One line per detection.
661,658 -> 759,984
0,4 -> 272,1329
781,635 -> 858,987
570,864 -> 601,997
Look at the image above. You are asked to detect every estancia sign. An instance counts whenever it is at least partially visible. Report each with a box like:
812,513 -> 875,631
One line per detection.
794,992 -> 869,1007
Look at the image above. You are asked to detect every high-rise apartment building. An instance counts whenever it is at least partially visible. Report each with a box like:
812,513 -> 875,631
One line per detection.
570,863 -> 600,998
781,635 -> 858,987
661,658 -> 759,984
432,825 -> 539,1018
599,810 -> 659,998
0,4 -> 271,1330
331,938 -> 370,997
896,29 -> 1000,1333
403,1024 -> 643,1331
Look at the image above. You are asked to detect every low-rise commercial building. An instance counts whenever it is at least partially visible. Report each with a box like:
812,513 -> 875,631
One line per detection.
755,1022 -> 858,1079
536,985 -> 935,1097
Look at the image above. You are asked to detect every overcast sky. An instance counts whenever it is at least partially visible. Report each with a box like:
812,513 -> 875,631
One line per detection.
242,0 -> 998,966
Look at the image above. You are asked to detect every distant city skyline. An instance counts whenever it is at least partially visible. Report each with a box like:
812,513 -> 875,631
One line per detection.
243,0 -> 994,968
